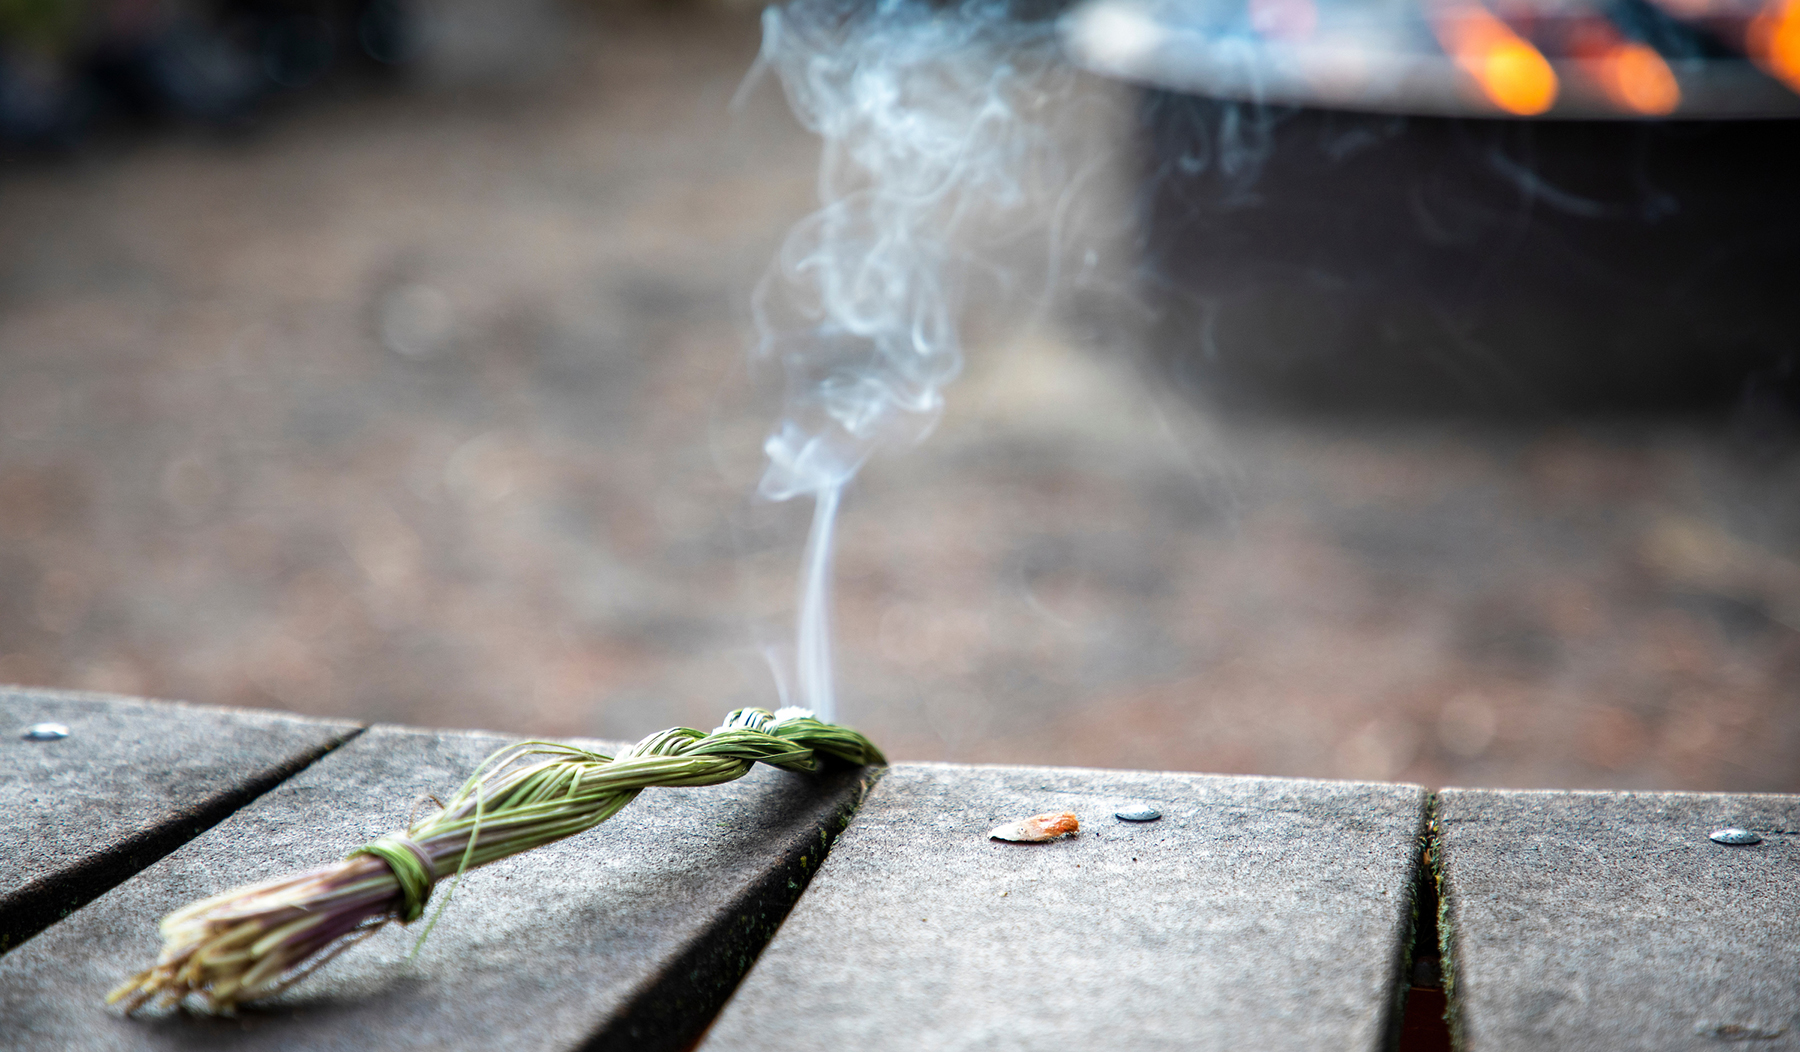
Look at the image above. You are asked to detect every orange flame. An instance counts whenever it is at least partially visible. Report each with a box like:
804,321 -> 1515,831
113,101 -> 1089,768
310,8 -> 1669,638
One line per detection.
1569,21 -> 1682,115
1750,0 -> 1800,92
1433,4 -> 1560,115
1601,42 -> 1681,113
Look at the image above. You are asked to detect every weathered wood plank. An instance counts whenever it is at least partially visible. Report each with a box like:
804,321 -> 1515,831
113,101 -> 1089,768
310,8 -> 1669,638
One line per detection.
1,687 -> 361,955
700,763 -> 1429,1052
0,723 -> 873,1052
1436,789 -> 1800,1052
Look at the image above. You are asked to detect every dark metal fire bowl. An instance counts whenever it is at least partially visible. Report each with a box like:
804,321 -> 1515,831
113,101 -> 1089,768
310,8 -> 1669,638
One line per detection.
1136,97 -> 1800,415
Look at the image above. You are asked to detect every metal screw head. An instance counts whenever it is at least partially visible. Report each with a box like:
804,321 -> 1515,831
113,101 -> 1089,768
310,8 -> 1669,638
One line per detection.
1709,828 -> 1762,846
1115,804 -> 1161,822
21,722 -> 70,742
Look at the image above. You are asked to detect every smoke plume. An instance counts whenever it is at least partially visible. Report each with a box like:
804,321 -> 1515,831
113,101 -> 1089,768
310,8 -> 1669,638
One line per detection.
742,0 -> 1079,722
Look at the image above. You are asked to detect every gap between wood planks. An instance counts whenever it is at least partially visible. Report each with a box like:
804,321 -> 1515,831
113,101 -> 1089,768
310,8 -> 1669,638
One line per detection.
0,724 -> 366,957
1397,796 -> 1452,1052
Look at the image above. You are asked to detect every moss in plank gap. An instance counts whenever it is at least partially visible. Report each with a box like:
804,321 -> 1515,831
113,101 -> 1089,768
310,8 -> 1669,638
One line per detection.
1383,792 -> 1439,1051
1436,830 -> 1462,1052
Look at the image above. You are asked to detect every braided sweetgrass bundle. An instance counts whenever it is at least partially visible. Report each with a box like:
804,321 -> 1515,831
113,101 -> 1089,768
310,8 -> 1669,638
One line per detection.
108,707 -> 884,1015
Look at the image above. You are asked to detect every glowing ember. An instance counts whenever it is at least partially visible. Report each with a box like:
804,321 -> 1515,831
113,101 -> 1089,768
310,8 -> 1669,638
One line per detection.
1430,2 -> 1560,114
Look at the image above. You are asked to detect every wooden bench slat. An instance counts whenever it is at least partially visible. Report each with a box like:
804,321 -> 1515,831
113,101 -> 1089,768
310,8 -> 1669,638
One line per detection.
0,688 -> 361,955
0,723 -> 872,1052
700,763 -> 1429,1052
1437,788 -> 1800,1051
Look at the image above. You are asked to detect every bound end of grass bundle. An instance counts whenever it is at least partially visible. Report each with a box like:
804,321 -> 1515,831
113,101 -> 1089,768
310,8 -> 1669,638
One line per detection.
107,707 -> 883,1016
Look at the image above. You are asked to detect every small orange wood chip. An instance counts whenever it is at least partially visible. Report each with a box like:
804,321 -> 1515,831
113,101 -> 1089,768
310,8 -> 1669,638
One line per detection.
988,811 -> 1079,842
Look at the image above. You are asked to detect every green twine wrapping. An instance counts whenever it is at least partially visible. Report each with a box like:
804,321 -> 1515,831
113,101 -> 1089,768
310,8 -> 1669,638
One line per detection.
348,836 -> 437,923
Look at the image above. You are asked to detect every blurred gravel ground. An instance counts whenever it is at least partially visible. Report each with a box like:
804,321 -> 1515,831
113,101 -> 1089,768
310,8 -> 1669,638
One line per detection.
1,5 -> 1795,791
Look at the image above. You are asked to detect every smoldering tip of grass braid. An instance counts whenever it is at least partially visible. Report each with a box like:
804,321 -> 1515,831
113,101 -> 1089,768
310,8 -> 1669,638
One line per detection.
107,706 -> 884,1016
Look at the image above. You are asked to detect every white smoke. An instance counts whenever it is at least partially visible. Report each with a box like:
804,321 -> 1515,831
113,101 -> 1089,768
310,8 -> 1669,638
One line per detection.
741,0 -> 1079,722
